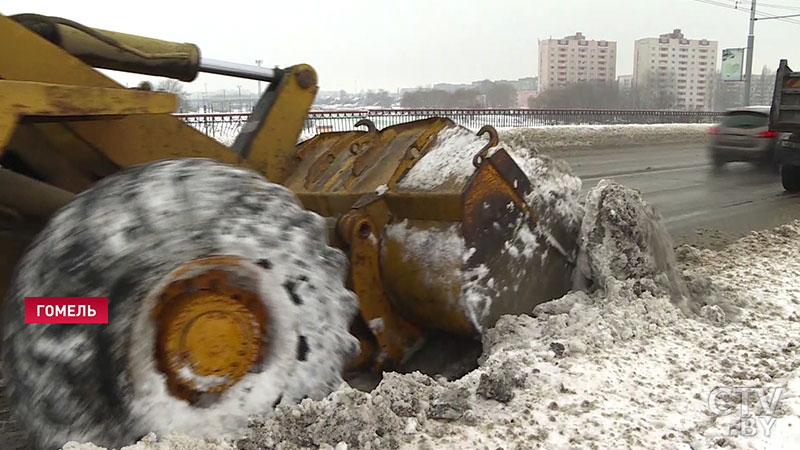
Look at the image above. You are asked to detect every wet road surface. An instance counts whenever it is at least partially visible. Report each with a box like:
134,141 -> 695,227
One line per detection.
559,142 -> 800,248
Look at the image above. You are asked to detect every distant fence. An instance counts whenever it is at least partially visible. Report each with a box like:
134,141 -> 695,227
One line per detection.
176,108 -> 724,141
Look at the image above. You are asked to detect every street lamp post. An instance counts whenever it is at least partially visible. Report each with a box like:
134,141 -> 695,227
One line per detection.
255,59 -> 263,97
743,0 -> 756,106
742,2 -> 800,106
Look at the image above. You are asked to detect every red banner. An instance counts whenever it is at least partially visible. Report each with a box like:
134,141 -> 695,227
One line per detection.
24,297 -> 109,324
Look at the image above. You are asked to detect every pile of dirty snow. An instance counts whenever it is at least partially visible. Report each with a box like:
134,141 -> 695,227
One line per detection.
66,216 -> 800,450
117,220 -> 794,450
62,433 -> 233,450
500,123 -> 711,152
577,179 -> 692,307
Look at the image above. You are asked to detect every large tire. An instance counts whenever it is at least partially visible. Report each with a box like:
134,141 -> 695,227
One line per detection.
1,159 -> 359,450
781,165 -> 800,192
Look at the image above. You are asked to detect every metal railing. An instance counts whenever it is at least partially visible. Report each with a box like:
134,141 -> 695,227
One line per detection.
178,113 -> 248,142
176,108 -> 723,141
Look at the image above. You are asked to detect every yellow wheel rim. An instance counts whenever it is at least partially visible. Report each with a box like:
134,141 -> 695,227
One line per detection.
151,257 -> 268,401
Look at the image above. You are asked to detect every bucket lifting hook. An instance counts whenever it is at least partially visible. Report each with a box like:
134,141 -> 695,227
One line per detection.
473,125 -> 499,168
354,119 -> 377,134
351,119 -> 378,154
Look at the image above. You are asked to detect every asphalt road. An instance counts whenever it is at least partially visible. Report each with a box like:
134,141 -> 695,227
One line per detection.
558,141 -> 800,249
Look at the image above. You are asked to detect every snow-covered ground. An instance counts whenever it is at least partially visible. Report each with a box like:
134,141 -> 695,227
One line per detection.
499,123 -> 711,152
198,123 -> 710,151
62,193 -> 800,450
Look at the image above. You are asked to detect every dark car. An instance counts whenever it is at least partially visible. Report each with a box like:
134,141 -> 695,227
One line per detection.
708,106 -> 780,168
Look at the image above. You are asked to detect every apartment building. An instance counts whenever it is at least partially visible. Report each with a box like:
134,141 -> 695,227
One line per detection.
617,74 -> 633,91
538,32 -> 617,92
517,90 -> 538,108
713,71 -> 776,109
633,29 -> 718,109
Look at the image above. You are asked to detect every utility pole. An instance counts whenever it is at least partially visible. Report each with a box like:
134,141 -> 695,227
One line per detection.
237,85 -> 242,112
255,59 -> 263,97
743,8 -> 800,105
743,0 -> 756,106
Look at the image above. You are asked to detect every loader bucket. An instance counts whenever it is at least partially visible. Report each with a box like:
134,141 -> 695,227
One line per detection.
288,118 -> 576,360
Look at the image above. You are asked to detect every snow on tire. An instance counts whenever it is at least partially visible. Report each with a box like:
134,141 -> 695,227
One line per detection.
1,159 -> 359,450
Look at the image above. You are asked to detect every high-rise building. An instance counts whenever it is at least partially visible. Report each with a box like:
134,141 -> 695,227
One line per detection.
514,77 -> 539,92
432,83 -> 472,93
633,29 -> 718,110
538,32 -> 617,92
617,74 -> 633,92
517,90 -> 538,108
711,70 -> 776,110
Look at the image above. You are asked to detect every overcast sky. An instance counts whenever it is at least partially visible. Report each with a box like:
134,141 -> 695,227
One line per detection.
3,0 -> 798,93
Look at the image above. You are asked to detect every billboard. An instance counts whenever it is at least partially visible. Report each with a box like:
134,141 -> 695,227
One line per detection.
721,48 -> 745,82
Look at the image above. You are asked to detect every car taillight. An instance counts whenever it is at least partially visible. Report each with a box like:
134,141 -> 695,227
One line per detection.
708,127 -> 720,135
756,130 -> 777,138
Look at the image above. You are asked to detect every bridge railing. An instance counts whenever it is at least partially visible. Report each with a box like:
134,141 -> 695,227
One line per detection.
176,108 -> 724,142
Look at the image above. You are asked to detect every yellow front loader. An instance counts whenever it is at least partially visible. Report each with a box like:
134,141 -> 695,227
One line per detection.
0,13 -> 576,449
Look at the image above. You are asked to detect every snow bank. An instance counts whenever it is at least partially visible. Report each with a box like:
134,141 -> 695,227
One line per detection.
577,180 -> 692,311
63,222 -> 800,449
205,123 -> 710,153
215,135 -> 237,147
231,220 -> 799,450
62,433 -> 232,450
499,123 -> 711,152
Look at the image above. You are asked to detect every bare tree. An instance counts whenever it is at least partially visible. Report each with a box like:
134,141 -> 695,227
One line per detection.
400,88 -> 482,108
485,83 -> 517,108
363,90 -> 394,107
754,65 -> 774,106
156,79 -> 191,112
531,82 -> 624,109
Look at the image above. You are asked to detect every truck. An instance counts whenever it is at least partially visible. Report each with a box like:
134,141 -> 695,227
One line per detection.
770,59 -> 800,191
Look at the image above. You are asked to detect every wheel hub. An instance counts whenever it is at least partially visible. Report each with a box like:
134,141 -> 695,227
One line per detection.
152,257 -> 269,401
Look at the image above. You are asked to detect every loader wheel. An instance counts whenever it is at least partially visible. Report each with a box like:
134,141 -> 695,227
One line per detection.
1,159 -> 359,450
781,165 -> 800,192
